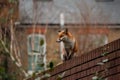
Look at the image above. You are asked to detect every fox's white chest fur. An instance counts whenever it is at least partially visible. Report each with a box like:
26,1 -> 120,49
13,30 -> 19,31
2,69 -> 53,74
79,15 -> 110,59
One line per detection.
63,37 -> 75,50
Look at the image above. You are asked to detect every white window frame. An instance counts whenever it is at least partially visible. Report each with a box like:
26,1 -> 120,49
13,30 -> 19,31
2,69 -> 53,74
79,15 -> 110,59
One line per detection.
27,34 -> 46,74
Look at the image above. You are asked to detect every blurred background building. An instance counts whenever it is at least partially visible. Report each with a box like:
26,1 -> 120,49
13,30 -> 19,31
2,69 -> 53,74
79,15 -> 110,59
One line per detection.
0,0 -> 120,79
18,0 -> 120,67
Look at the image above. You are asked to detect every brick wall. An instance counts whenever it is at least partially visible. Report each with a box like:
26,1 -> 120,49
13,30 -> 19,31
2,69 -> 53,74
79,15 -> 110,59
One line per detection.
27,38 -> 120,80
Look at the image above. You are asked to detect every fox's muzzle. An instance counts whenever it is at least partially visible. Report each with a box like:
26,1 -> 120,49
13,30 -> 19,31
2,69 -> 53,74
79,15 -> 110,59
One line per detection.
56,39 -> 62,43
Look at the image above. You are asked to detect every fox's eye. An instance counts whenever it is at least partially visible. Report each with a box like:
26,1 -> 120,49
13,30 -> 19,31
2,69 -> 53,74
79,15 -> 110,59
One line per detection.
58,30 -> 61,32
60,34 -> 64,38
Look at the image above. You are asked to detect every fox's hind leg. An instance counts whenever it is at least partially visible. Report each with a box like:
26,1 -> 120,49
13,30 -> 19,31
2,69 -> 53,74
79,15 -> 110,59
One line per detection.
68,51 -> 74,60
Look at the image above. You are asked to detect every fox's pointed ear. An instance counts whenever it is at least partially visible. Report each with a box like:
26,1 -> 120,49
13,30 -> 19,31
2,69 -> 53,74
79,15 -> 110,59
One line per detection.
65,28 -> 68,34
58,30 -> 61,32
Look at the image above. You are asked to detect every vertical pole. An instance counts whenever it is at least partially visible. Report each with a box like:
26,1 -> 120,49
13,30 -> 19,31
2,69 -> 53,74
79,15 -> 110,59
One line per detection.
60,13 -> 65,60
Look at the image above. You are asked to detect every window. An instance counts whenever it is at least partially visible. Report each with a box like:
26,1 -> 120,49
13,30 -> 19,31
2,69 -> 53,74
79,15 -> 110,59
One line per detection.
34,0 -> 53,2
28,35 -> 45,54
27,34 -> 46,74
95,0 -> 114,2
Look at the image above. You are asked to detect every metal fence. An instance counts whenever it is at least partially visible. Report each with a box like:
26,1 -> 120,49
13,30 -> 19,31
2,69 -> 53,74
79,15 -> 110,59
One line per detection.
28,38 -> 120,80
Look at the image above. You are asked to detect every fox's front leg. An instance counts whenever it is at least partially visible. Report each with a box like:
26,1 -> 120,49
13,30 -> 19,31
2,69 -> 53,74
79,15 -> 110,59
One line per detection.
63,54 -> 67,61
65,48 -> 70,61
68,51 -> 74,60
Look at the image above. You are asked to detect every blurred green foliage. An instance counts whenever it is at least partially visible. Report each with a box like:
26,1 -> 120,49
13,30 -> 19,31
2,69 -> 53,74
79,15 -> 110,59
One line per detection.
56,75 -> 62,80
8,0 -> 18,4
9,8 -> 14,15
49,61 -> 54,69
0,57 -> 17,80
0,17 -> 7,24
40,39 -> 44,46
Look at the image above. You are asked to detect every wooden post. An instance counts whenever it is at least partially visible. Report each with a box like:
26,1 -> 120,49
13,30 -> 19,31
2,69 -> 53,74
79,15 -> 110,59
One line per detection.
60,13 -> 65,60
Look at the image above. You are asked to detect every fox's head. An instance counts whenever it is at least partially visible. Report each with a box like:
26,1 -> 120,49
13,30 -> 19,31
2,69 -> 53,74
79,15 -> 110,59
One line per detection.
56,28 -> 72,43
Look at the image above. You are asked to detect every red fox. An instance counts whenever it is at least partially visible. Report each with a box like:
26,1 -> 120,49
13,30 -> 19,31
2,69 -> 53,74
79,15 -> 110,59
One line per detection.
56,28 -> 78,61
